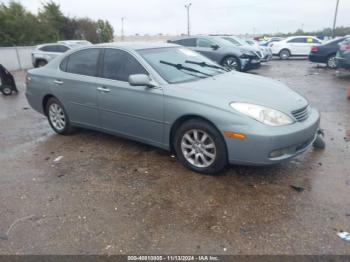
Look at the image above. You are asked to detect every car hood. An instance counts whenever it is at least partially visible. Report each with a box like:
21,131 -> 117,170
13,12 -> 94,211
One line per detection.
170,72 -> 308,115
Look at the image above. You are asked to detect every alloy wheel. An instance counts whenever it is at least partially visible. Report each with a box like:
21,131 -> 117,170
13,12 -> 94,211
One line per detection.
181,129 -> 216,168
49,103 -> 66,131
223,57 -> 239,71
327,56 -> 338,69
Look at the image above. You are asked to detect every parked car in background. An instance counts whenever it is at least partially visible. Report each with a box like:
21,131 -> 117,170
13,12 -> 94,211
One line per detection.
308,37 -> 346,69
336,37 -> 350,69
215,35 -> 272,62
168,36 -> 261,72
270,36 -> 322,60
31,40 -> 92,67
259,37 -> 284,47
244,39 -> 273,62
25,43 -> 320,174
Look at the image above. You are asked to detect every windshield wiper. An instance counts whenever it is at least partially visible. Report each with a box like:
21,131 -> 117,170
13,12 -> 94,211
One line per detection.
185,60 -> 229,72
159,60 -> 213,77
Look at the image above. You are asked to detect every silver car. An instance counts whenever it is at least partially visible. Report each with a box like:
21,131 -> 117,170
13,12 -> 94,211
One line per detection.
25,43 -> 320,174
31,40 -> 92,68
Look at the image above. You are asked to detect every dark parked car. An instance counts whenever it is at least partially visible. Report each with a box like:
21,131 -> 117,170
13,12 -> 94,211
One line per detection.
168,36 -> 261,72
308,37 -> 346,69
336,37 -> 350,69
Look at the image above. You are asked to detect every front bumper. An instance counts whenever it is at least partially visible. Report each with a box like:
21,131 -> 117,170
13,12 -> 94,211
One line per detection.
224,108 -> 320,166
240,57 -> 261,71
336,57 -> 350,69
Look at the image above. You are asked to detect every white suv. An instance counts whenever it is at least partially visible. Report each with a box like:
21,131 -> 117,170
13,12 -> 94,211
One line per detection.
31,40 -> 91,67
270,36 -> 322,60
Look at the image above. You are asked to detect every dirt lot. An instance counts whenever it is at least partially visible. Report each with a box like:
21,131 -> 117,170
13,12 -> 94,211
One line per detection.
0,60 -> 350,255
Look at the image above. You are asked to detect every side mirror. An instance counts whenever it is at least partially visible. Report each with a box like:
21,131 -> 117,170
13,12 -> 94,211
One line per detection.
211,44 -> 219,50
128,74 -> 156,87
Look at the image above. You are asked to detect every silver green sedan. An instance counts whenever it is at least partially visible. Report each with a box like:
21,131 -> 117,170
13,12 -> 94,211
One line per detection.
25,42 -> 320,174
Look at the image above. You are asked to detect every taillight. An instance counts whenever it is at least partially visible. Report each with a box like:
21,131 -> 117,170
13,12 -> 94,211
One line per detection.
311,46 -> 318,53
340,43 -> 350,51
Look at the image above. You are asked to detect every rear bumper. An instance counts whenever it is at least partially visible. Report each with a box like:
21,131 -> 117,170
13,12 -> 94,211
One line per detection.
224,108 -> 320,166
308,54 -> 326,63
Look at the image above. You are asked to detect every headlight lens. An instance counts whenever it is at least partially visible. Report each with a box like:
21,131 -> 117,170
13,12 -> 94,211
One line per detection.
230,102 -> 294,126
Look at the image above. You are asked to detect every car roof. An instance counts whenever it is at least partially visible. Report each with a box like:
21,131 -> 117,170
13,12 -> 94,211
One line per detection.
287,36 -> 319,39
96,42 -> 178,50
36,43 -> 67,48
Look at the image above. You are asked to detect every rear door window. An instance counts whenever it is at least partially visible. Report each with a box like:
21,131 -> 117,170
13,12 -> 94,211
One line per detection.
102,49 -> 148,82
40,45 -> 60,52
57,45 -> 70,53
173,38 -> 196,47
288,38 -> 306,43
65,49 -> 100,77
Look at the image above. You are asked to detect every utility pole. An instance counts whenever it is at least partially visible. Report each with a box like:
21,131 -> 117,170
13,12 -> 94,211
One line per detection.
121,17 -> 126,41
185,3 -> 192,36
332,0 -> 340,38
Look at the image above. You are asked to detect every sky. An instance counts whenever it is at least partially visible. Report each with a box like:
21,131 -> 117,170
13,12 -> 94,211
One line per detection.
4,0 -> 350,36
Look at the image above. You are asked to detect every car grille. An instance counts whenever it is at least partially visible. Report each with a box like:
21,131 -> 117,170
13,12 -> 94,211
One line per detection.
291,106 -> 309,122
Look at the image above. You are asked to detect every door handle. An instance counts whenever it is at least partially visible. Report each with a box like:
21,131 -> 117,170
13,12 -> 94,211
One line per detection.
97,87 -> 111,93
53,80 -> 63,85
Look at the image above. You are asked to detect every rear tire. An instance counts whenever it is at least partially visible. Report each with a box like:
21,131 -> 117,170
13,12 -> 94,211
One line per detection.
174,119 -> 227,175
36,60 -> 47,67
45,97 -> 75,135
279,49 -> 290,60
326,54 -> 338,69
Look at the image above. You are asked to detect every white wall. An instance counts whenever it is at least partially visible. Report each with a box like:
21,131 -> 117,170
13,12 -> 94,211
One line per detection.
0,46 -> 35,71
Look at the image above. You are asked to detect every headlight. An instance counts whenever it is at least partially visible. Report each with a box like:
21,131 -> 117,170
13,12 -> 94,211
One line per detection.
230,102 -> 294,126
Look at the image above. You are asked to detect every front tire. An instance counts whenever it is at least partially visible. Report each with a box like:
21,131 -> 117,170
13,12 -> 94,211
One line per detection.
222,56 -> 241,71
174,119 -> 227,175
279,49 -> 290,60
46,97 -> 74,135
1,86 -> 13,96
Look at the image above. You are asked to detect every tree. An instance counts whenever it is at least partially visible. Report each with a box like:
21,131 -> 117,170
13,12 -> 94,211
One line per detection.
38,1 -> 66,41
0,1 -> 42,45
75,18 -> 99,43
97,20 -> 114,43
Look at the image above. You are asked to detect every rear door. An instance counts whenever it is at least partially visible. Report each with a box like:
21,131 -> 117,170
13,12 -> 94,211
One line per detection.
56,48 -> 101,128
96,48 -> 164,146
287,37 -> 307,55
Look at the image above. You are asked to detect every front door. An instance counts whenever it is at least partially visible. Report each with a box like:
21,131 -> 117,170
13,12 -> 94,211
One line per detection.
97,48 -> 164,146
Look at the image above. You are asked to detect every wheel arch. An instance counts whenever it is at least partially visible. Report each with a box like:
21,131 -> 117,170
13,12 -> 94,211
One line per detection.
279,48 -> 291,55
42,94 -> 55,115
169,114 -> 228,155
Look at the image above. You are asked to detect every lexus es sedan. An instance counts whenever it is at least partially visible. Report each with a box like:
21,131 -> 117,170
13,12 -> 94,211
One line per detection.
26,43 -> 320,174
168,36 -> 261,72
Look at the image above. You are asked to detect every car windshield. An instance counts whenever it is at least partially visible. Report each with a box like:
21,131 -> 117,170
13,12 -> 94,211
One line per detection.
138,47 -> 227,84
